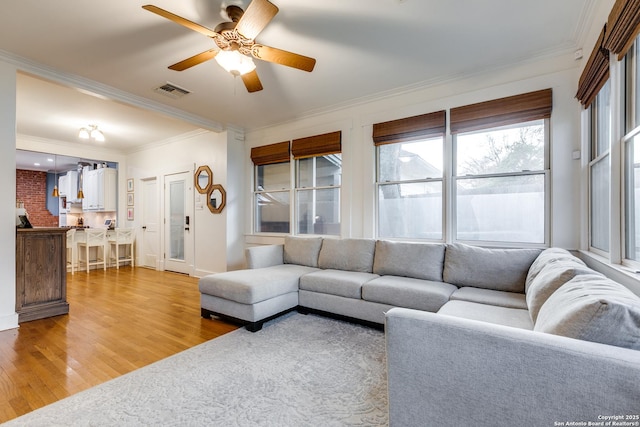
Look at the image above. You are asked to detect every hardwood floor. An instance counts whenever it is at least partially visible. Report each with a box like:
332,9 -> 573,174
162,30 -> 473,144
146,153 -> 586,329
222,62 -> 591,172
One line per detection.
0,267 -> 238,423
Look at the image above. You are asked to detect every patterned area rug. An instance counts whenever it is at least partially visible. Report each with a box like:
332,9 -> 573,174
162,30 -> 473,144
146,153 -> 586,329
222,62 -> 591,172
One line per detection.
5,313 -> 388,426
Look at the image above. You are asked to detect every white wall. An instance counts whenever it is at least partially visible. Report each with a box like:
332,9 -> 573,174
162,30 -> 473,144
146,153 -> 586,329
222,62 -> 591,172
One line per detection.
0,61 -> 18,331
245,59 -> 584,249
126,129 -> 244,276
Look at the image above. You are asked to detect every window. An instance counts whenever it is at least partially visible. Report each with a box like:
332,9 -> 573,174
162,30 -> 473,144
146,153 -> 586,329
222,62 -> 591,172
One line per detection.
590,80 -> 612,253
453,120 -> 547,244
251,141 -> 291,233
293,131 -> 342,236
450,89 -> 552,245
625,36 -> 640,261
373,111 -> 446,240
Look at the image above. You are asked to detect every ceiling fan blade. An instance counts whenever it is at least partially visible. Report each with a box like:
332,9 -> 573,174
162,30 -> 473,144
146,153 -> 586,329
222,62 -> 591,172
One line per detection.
252,45 -> 316,72
235,0 -> 279,40
142,5 -> 217,38
241,70 -> 264,93
168,49 -> 218,71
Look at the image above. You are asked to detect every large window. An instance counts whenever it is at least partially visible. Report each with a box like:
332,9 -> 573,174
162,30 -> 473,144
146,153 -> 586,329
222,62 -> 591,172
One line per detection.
625,36 -> 640,261
453,120 -> 547,244
296,155 -> 341,235
255,162 -> 291,233
590,80 -> 612,253
450,89 -> 552,246
374,111 -> 446,240
293,131 -> 342,236
377,137 -> 444,239
251,141 -> 291,233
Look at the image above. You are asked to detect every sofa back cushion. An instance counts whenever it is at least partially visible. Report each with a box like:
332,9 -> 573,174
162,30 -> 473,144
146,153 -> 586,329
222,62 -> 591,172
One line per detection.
526,260 -> 599,322
284,236 -> 323,267
318,238 -> 376,273
443,243 -> 541,293
525,247 -> 585,292
373,240 -> 445,281
534,274 -> 640,350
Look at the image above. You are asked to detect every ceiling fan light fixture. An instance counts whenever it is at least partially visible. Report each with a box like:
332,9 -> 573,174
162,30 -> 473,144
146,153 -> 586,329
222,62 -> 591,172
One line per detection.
215,49 -> 256,76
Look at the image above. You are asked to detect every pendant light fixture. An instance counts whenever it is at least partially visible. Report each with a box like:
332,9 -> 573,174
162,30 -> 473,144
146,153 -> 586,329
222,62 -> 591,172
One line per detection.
77,164 -> 84,199
51,155 -> 59,197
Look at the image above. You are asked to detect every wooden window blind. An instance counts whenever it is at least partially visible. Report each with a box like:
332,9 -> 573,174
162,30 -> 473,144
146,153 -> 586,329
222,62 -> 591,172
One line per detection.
576,27 -> 610,107
292,131 -> 341,159
250,141 -> 290,165
450,89 -> 552,134
603,0 -> 640,59
372,110 -> 446,146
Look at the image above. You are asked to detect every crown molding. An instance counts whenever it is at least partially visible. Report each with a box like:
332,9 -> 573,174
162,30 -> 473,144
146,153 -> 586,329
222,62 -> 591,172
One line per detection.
0,49 -> 224,133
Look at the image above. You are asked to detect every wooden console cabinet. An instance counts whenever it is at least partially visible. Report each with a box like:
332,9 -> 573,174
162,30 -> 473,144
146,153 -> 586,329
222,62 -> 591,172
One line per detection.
16,228 -> 69,322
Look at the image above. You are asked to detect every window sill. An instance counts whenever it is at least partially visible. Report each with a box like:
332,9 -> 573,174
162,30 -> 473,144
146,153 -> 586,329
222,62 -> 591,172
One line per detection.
576,250 -> 640,296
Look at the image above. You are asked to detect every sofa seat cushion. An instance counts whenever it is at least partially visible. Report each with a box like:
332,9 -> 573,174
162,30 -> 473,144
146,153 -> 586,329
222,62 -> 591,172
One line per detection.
373,240 -> 446,281
318,238 -> 376,272
299,269 -> 379,299
526,259 -> 598,323
443,243 -> 541,293
362,276 -> 456,312
437,300 -> 533,330
450,287 -> 527,309
199,264 -> 318,305
534,274 -> 640,350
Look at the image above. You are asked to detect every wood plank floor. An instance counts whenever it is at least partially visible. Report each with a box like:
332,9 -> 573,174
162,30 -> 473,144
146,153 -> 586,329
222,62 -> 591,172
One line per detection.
0,267 -> 238,423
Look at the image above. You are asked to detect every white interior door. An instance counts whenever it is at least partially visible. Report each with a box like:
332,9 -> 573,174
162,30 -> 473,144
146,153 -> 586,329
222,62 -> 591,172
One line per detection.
164,172 -> 193,274
141,177 -> 159,269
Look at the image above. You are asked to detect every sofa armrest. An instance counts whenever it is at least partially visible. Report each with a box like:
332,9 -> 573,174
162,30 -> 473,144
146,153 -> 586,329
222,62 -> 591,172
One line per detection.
245,244 -> 284,269
385,307 -> 640,427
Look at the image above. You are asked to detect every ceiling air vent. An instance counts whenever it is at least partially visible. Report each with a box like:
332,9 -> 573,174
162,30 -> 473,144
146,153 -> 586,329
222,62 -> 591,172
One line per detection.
154,82 -> 191,99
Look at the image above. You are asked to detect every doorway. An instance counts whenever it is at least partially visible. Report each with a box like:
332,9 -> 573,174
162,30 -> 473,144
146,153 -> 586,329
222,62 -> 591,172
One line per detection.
163,172 -> 194,274
140,177 -> 159,269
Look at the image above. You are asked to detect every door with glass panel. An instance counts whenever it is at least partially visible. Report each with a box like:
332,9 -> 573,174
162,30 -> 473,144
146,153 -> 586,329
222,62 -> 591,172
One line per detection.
163,172 -> 193,274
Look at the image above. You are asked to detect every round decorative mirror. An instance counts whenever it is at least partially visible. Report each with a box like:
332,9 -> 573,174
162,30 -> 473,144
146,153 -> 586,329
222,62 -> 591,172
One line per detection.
195,165 -> 212,194
207,184 -> 226,214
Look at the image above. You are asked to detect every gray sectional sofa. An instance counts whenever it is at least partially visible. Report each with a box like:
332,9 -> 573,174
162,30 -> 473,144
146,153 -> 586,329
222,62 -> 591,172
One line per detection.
199,236 -> 640,424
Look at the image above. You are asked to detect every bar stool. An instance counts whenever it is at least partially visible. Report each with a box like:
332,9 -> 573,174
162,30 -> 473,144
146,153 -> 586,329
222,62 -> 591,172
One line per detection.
66,228 -> 76,274
77,229 -> 107,273
108,228 -> 135,269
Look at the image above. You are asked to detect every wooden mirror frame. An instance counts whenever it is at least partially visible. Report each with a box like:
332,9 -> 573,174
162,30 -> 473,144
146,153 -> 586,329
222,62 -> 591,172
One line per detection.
207,184 -> 226,214
195,165 -> 212,194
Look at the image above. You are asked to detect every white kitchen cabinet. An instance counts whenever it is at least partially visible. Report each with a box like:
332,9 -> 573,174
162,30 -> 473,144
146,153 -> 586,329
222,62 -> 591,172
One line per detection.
58,171 -> 78,201
82,168 -> 117,211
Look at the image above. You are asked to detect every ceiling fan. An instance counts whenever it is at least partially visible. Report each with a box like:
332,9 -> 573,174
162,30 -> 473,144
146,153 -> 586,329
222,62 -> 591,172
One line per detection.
142,0 -> 316,93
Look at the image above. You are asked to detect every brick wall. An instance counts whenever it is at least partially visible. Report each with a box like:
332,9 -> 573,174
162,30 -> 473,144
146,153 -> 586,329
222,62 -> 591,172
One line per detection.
16,169 -> 59,227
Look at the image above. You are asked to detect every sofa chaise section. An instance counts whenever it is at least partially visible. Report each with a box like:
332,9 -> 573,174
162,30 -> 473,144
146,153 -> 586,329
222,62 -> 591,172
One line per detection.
199,237 -> 322,331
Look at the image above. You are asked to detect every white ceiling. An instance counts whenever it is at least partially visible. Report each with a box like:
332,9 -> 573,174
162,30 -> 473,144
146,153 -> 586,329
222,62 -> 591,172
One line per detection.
4,0 -> 596,168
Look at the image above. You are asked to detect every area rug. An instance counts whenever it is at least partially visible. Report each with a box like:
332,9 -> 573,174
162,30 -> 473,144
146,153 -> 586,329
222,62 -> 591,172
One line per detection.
4,313 -> 388,426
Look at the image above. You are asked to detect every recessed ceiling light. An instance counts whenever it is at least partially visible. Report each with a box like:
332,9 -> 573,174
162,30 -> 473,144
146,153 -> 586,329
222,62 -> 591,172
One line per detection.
47,158 -> 54,162
34,163 -> 40,166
